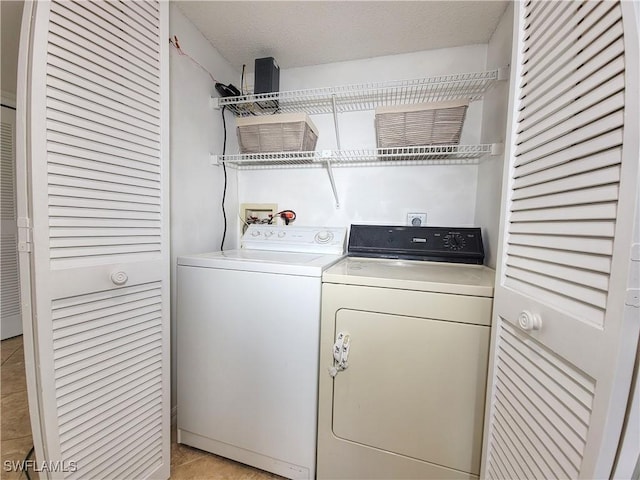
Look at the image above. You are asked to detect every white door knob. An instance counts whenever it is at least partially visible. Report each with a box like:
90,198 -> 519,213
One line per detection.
111,271 -> 128,286
518,310 -> 541,331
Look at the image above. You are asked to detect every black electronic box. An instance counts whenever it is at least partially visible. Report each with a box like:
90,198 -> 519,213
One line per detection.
254,57 -> 280,94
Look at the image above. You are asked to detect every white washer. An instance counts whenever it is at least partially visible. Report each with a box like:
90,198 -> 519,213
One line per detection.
317,225 -> 495,480
177,225 -> 346,480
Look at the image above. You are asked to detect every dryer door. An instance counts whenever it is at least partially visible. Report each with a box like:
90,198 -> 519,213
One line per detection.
332,308 -> 489,475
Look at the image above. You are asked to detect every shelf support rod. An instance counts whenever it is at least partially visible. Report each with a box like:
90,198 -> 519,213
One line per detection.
331,94 -> 341,150
322,150 -> 340,208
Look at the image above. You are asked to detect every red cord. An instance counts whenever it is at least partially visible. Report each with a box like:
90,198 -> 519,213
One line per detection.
169,35 -> 221,85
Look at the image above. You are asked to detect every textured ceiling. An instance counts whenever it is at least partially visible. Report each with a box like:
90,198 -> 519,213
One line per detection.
176,1 -> 509,71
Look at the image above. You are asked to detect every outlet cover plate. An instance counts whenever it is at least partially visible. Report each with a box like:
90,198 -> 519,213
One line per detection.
407,213 -> 427,226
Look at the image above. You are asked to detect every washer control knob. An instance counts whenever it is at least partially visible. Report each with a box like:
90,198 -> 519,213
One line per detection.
251,229 -> 261,237
315,230 -> 334,244
264,230 -> 274,238
518,310 -> 542,331
278,231 -> 286,238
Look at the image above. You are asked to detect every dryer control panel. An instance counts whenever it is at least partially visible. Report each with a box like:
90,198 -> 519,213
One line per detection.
348,225 -> 484,264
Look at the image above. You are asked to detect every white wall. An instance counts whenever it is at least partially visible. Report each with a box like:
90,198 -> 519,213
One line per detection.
1,1 -> 23,100
169,5 -> 240,406
474,3 -> 513,269
236,45 -> 488,238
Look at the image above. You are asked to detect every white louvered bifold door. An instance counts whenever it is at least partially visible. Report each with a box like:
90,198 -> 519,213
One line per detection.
482,1 -> 640,479
17,1 -> 170,478
1,105 -> 22,339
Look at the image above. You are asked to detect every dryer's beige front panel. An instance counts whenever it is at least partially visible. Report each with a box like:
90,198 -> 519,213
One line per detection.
332,309 -> 489,474
317,283 -> 492,479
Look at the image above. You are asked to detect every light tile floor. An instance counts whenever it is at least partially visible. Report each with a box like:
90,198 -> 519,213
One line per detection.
1,336 -> 284,480
1,335 -> 34,480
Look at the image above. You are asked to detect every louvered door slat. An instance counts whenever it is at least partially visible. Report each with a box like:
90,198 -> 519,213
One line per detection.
522,1 -> 578,64
496,360 -> 587,463
506,256 -> 609,291
520,3 -> 622,98
492,400 -> 555,477
61,1 -> 160,64
48,160 -> 160,189
515,112 -> 623,167
20,1 -> 169,477
54,330 -> 162,373
509,221 -> 616,238
60,368 -> 161,427
518,50 -> 624,128
517,75 -> 624,145
512,165 -> 620,200
47,97 -> 160,146
56,343 -> 161,399
48,87 -> 159,137
493,409 -> 549,478
49,172 -> 160,197
515,93 -> 624,156
514,148 -> 621,189
516,130 -> 623,178
494,384 -> 574,477
523,0 -> 565,40
59,372 -> 160,427
509,232 -> 613,255
47,30 -> 158,99
1,106 -> 21,339
520,22 -> 623,109
48,131 -> 159,166
490,431 -> 523,478
0,234 -> 20,317
47,64 -> 160,121
128,0 -> 160,18
49,152 -> 160,182
50,2 -> 159,74
509,202 -> 617,222
59,369 -> 161,429
1,122 -> 16,219
50,195 -> 161,213
123,0 -> 160,28
90,1 -> 158,47
47,45 -> 159,110
512,184 -> 619,210
48,143 -> 160,175
484,2 -> 639,476
523,2 -> 613,85
47,119 -> 160,158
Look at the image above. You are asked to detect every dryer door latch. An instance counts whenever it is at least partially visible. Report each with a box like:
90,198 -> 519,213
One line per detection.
329,332 -> 351,377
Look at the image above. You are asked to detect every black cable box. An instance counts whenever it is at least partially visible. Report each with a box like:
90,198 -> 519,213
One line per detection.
254,57 -> 280,94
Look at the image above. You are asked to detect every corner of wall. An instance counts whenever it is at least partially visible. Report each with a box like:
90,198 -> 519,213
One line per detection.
168,5 -> 240,407
474,3 -> 514,269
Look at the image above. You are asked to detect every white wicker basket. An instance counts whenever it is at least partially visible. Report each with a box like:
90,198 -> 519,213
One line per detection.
236,113 -> 319,154
375,100 -> 469,148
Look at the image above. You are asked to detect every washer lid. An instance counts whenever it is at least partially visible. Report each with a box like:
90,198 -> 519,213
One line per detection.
323,257 -> 495,297
178,249 -> 345,277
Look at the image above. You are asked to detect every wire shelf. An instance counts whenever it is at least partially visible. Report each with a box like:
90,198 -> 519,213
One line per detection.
218,70 -> 500,116
219,144 -> 495,169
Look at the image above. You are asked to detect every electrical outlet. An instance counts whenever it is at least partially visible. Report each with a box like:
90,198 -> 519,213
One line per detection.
241,203 -> 278,233
407,213 -> 427,226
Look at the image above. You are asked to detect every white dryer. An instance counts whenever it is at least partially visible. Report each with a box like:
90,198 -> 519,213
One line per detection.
177,225 -> 346,479
317,225 -> 495,480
